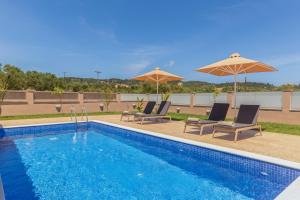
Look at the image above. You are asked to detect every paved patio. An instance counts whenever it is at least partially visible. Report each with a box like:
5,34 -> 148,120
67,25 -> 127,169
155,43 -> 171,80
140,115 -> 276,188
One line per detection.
1,114 -> 300,163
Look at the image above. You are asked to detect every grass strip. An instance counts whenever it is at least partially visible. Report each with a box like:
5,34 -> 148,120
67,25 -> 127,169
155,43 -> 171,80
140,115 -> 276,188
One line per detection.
169,113 -> 300,136
0,112 -> 121,121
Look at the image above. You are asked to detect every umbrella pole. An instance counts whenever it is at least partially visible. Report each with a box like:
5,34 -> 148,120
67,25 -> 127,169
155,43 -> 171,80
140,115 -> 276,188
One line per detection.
234,74 -> 237,119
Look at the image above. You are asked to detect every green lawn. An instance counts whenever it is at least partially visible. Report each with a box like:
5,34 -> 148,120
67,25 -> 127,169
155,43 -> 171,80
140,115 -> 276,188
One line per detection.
169,113 -> 300,136
0,112 -> 121,121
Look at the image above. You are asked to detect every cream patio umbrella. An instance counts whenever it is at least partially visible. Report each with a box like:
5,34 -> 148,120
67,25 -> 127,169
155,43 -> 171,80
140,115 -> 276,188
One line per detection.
196,53 -> 277,116
133,67 -> 183,101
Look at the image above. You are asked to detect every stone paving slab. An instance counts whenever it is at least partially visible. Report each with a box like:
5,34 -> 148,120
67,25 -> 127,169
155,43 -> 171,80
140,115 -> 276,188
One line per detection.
1,115 -> 300,163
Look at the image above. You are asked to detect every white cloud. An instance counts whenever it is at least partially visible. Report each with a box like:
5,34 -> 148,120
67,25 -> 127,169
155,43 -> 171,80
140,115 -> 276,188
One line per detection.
265,53 -> 300,66
126,60 -> 151,73
125,45 -> 171,57
78,16 -> 117,43
164,60 -> 176,67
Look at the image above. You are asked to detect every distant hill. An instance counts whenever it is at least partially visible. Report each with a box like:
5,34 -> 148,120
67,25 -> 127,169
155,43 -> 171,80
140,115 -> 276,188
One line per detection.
1,64 -> 299,93
63,77 -> 283,93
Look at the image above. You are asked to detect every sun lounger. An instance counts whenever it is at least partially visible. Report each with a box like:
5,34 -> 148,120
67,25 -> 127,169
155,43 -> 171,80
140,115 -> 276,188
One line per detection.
183,103 -> 229,135
120,101 -> 156,121
212,104 -> 262,142
135,101 -> 171,124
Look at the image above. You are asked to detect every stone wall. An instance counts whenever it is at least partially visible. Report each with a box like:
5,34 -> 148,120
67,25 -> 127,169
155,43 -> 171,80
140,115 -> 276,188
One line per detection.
1,90 -> 300,125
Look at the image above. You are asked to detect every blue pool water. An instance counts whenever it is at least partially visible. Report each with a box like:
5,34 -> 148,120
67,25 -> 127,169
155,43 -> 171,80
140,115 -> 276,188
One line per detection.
0,122 -> 299,200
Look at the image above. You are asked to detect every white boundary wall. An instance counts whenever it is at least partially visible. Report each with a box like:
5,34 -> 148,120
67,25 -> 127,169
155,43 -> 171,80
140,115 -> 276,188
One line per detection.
119,92 -> 287,111
291,92 -> 300,111
235,92 -> 283,110
169,93 -> 191,105
194,93 -> 228,106
119,94 -> 148,101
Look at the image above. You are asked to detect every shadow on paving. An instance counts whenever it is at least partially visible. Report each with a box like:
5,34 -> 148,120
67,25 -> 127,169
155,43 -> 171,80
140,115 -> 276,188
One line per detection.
185,126 -> 260,142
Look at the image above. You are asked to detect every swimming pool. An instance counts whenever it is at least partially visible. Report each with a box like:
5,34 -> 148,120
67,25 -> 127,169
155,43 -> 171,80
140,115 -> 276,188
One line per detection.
0,121 -> 299,200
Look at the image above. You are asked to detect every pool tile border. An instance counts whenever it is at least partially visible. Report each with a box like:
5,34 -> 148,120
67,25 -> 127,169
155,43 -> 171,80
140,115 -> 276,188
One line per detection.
91,120 -> 300,200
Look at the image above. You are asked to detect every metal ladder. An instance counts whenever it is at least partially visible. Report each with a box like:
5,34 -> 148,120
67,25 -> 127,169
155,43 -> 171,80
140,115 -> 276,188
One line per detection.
80,106 -> 89,123
70,105 -> 78,131
70,105 -> 89,132
70,106 -> 89,143
70,105 -> 78,122
70,106 -> 89,122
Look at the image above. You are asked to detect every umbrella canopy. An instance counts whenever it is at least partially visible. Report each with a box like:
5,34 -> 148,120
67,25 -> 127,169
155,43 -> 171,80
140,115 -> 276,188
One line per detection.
197,53 -> 277,76
196,53 -> 277,116
133,67 -> 183,97
133,67 -> 183,83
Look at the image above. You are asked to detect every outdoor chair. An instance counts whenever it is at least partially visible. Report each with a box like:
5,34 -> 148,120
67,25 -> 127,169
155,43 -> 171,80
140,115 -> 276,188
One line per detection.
134,101 -> 172,124
212,104 -> 262,142
120,101 -> 156,121
183,103 -> 229,135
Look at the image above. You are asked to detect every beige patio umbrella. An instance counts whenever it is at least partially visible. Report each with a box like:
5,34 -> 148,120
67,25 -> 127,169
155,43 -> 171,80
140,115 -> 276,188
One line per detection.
133,67 -> 183,101
196,53 -> 277,115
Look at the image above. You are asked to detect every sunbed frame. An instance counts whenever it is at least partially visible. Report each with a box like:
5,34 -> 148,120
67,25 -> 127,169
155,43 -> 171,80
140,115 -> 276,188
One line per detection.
212,124 -> 262,142
134,101 -> 172,125
183,103 -> 230,135
120,101 -> 156,121
138,115 -> 172,125
212,104 -> 262,142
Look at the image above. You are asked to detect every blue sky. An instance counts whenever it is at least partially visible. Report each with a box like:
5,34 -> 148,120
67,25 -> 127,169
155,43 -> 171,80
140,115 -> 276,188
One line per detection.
0,0 -> 300,85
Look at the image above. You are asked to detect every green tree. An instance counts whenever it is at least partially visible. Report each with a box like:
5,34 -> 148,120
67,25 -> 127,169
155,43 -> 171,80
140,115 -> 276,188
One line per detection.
0,67 -> 9,115
141,83 -> 154,93
158,83 -> 171,94
26,71 -> 58,91
70,82 -> 81,92
277,84 -> 296,92
3,64 -> 26,90
103,87 -> 113,111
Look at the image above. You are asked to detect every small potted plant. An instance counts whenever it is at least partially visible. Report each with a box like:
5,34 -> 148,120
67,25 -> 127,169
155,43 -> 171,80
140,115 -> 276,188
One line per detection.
207,87 -> 222,115
99,103 -> 104,112
52,87 -> 64,112
161,92 -> 171,101
132,103 -> 136,110
135,97 -> 144,112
